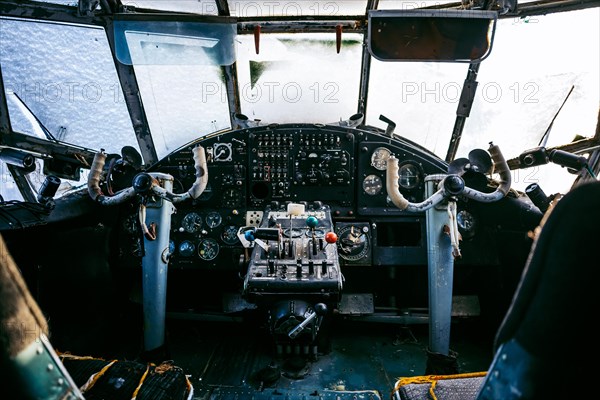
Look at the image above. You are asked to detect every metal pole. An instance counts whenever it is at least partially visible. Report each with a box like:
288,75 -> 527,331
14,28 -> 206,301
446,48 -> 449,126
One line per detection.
425,178 -> 454,355
142,179 -> 175,352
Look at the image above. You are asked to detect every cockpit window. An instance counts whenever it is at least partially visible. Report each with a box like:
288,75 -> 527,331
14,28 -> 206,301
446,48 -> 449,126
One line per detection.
236,33 -> 363,125
121,1 -> 219,14
367,60 -> 467,157
457,9 -> 599,194
0,17 -> 139,155
0,162 -> 24,202
227,1 -> 369,16
115,20 -> 237,158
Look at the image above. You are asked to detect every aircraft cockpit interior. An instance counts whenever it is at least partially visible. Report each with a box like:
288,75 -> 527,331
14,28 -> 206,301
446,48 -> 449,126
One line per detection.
1,1 -> 599,399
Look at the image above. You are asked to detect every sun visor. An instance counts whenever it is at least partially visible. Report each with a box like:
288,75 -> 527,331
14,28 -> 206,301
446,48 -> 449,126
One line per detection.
368,10 -> 497,63
114,18 -> 237,66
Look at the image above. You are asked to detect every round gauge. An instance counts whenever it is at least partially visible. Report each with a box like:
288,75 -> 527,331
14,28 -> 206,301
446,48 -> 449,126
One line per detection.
205,211 -> 222,229
362,174 -> 383,195
336,225 -> 371,262
182,212 -> 203,233
213,143 -> 232,162
222,188 -> 242,208
169,240 -> 175,254
371,147 -> 392,171
221,225 -> 240,245
398,163 -> 421,189
198,238 -> 220,261
457,210 -> 476,234
178,240 -> 195,257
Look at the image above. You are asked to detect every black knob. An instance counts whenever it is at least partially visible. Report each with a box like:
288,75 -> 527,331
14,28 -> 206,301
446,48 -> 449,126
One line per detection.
443,175 -> 465,196
132,173 -> 153,194
314,303 -> 327,316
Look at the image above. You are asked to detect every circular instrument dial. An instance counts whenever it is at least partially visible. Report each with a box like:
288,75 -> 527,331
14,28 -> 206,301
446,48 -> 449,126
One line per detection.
362,174 -> 383,195
221,225 -> 240,245
457,210 -> 476,233
398,163 -> 421,189
198,238 -> 220,261
178,240 -> 195,257
182,212 -> 203,233
205,211 -> 222,229
222,188 -> 242,208
371,147 -> 392,171
213,143 -> 232,161
336,225 -> 371,262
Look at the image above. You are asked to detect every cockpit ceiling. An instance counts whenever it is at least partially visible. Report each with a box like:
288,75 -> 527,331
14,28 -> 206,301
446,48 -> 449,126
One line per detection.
30,1 -> 600,20
35,1 -> 459,16
122,1 -> 458,16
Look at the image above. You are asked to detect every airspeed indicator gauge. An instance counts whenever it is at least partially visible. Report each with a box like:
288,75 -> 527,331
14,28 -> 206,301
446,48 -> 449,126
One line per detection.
371,147 -> 392,171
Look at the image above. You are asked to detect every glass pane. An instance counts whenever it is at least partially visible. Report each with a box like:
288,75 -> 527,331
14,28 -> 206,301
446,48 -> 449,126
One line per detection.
237,33 -> 363,124
228,1 -> 368,17
114,20 -> 236,66
457,9 -> 600,194
0,161 -> 24,202
134,63 -> 232,159
367,60 -> 467,157
0,18 -> 139,155
378,1 -> 457,10
122,1 -> 219,14
33,1 -> 77,5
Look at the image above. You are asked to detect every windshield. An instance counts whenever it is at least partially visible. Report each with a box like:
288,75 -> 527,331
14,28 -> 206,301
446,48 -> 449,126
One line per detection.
116,19 -> 237,158
236,33 -> 363,124
458,9 -> 599,194
2,5 -> 598,198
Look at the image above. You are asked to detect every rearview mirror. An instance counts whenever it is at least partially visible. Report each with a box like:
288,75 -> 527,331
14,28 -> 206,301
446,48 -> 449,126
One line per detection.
368,10 -> 497,63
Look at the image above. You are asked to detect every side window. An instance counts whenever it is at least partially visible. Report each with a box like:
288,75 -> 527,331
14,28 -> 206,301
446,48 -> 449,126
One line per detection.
0,17 -> 140,199
0,161 -> 24,202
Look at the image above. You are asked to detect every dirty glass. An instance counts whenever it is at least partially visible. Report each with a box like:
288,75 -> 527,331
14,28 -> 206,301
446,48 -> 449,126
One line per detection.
0,18 -> 139,155
457,9 -> 600,194
236,33 -> 363,125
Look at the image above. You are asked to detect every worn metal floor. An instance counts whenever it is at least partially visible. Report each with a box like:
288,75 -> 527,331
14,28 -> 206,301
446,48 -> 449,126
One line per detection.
162,317 -> 494,399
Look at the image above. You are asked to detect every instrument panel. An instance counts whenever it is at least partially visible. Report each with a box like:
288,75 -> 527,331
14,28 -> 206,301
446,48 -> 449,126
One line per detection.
144,124 -> 451,270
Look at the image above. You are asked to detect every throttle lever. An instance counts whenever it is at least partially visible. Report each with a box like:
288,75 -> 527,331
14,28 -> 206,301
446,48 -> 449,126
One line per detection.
288,303 -> 327,339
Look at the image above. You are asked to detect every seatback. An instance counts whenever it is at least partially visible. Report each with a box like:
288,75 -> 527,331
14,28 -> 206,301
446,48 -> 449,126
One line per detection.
476,181 -> 600,399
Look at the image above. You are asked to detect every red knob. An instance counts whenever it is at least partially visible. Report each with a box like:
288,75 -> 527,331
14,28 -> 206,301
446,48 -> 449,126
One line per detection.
325,232 -> 338,244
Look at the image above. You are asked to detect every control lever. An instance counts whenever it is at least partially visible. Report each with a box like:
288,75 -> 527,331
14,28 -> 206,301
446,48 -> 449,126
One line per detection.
518,147 -> 589,174
288,303 -> 327,339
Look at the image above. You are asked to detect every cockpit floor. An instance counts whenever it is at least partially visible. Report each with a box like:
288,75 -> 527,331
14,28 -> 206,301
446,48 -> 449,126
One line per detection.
161,317 -> 493,398
50,305 -> 493,399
